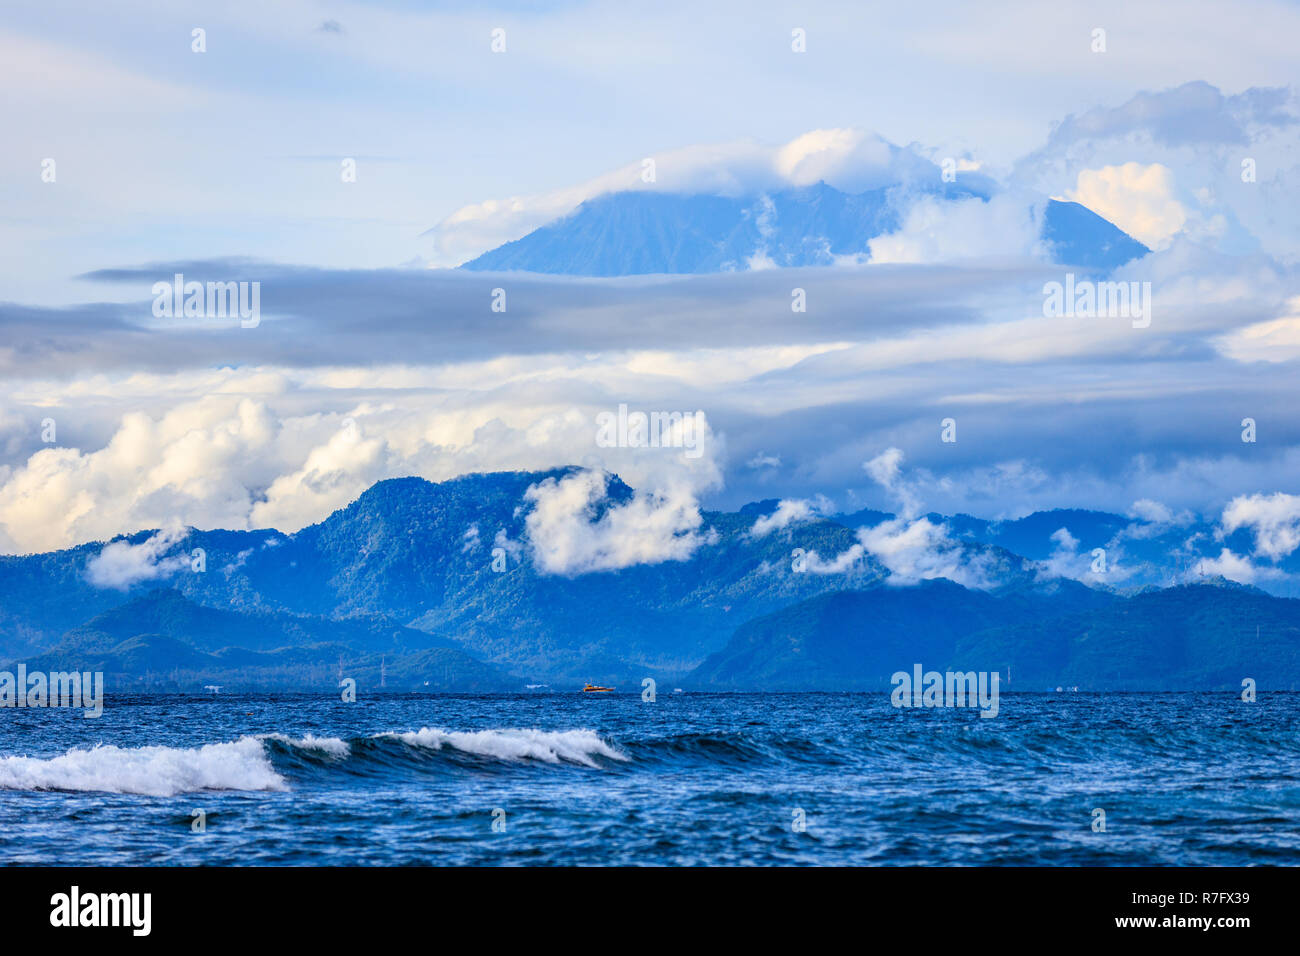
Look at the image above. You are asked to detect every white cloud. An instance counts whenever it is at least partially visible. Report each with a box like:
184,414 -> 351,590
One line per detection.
1221,491 -> 1300,561
1217,295 -> 1300,363
0,398 -> 281,553
249,419 -> 388,532
1192,547 -> 1285,585
1064,163 -> 1187,249
867,191 -> 1047,264
857,515 -> 996,588
0,374 -> 725,553
804,447 -> 1003,588
1036,525 -> 1133,584
1114,498 -> 1194,542
461,523 -> 480,553
424,129 -> 939,266
1018,84 -> 1300,262
493,527 -> 524,564
1127,498 -> 1175,524
773,129 -> 910,192
863,447 -> 922,518
523,469 -> 713,575
85,526 -> 189,590
748,496 -> 831,538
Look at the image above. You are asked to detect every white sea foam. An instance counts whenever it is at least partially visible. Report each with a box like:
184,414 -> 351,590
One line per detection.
376,727 -> 627,767
0,737 -> 287,796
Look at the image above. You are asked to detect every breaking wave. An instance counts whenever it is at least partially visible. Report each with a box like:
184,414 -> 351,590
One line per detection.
0,727 -> 625,795
372,727 -> 627,767
0,737 -> 286,796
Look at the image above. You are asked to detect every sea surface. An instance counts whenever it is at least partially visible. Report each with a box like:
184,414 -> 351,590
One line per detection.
1,692 -> 1297,866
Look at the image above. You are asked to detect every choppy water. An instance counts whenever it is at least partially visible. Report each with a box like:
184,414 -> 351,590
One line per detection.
1,692 -> 1297,865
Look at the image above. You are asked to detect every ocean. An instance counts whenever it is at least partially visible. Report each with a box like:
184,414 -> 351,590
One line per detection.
1,692 -> 1297,866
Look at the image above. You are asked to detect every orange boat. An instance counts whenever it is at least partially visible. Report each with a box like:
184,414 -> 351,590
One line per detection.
582,683 -> 615,693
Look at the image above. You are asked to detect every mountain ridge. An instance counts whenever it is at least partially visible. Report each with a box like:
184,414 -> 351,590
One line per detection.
458,184 -> 1149,275
2,470 -> 1293,690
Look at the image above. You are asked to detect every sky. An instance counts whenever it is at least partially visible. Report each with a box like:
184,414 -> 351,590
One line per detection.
2,0 -> 1300,586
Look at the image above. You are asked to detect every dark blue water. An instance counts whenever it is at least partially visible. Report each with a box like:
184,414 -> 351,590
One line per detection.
1,693 -> 1297,865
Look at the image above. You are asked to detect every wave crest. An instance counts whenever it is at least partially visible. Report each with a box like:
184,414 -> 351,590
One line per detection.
0,727 -> 626,794
0,737 -> 286,796
374,727 -> 627,767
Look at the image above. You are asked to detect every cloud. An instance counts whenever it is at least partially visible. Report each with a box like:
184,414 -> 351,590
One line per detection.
1193,547 -> 1285,585
1063,163 -> 1187,250
1017,82 -> 1300,261
0,398 -> 280,553
249,418 -> 389,532
1127,499 -> 1175,524
1221,491 -> 1300,561
85,526 -> 189,590
523,469 -> 713,575
423,129 -> 943,266
1216,295 -> 1300,362
461,523 -> 481,553
424,84 -> 1298,271
868,191 -> 1048,264
493,527 -> 523,564
747,496 -> 831,538
1036,82 -> 1295,151
0,386 -> 724,554
864,515 -> 996,587
2,208 -> 1299,561
773,129 -> 933,192
804,448 -> 1002,588
1036,525 -> 1133,584
1115,498 -> 1194,541
863,447 -> 923,518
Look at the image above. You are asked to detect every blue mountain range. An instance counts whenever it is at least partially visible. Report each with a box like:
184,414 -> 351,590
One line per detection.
2,472 -> 1296,692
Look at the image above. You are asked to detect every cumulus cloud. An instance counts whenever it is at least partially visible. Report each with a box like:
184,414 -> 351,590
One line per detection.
1018,82 -> 1300,261
773,129 -> 933,192
1064,163 -> 1187,250
747,496 -> 831,538
0,398 -> 281,553
1192,548 -> 1285,585
802,448 -> 1001,588
249,417 -> 388,532
868,191 -> 1048,264
1110,498 -> 1195,544
0,383 -> 724,554
85,526 -> 190,590
859,515 -> 998,588
1221,492 -> 1300,561
522,469 -> 713,575
1036,525 -> 1132,585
